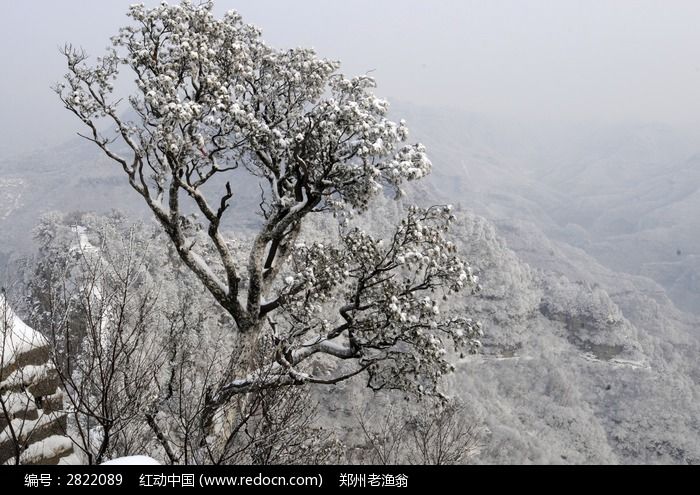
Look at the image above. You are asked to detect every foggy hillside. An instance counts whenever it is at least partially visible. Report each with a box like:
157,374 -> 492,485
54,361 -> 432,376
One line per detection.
394,104 -> 700,315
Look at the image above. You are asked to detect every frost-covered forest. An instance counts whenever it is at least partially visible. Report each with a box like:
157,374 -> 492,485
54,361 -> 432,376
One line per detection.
2,1 -> 700,465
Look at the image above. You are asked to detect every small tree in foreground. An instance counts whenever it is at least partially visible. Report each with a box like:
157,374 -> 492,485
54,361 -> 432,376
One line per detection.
355,400 -> 481,465
56,0 -> 482,453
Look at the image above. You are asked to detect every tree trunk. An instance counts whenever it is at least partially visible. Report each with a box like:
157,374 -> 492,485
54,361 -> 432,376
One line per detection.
201,327 -> 262,456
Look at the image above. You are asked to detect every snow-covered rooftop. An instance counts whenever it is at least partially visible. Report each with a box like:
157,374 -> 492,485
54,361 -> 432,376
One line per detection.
1,295 -> 48,371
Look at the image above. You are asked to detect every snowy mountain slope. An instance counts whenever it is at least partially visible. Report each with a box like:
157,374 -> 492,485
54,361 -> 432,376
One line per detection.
392,110 -> 700,461
393,105 -> 700,314
0,178 -> 23,221
0,139 -> 140,262
320,198 -> 700,464
448,212 -> 700,464
531,132 -> 700,314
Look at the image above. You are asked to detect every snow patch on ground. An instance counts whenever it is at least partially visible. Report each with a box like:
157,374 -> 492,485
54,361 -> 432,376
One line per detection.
580,353 -> 651,371
458,354 -> 535,365
459,352 -> 651,372
101,455 -> 161,465
70,225 -> 99,255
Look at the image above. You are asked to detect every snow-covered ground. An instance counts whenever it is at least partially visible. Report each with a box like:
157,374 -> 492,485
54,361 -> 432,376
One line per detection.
101,456 -> 161,466
70,225 -> 99,254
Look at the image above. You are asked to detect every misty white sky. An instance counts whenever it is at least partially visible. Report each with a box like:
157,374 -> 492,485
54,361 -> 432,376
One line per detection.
2,0 -> 700,153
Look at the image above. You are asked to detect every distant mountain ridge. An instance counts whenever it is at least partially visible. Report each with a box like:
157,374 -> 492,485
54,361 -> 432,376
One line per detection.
449,209 -> 700,464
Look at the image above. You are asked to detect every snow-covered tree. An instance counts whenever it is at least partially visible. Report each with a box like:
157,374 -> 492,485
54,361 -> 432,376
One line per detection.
56,0 -> 481,445
28,212 -> 344,464
28,214 -> 166,464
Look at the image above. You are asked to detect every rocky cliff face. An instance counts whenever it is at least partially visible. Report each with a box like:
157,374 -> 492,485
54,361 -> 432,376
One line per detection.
1,296 -> 74,465
445,211 -> 700,464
